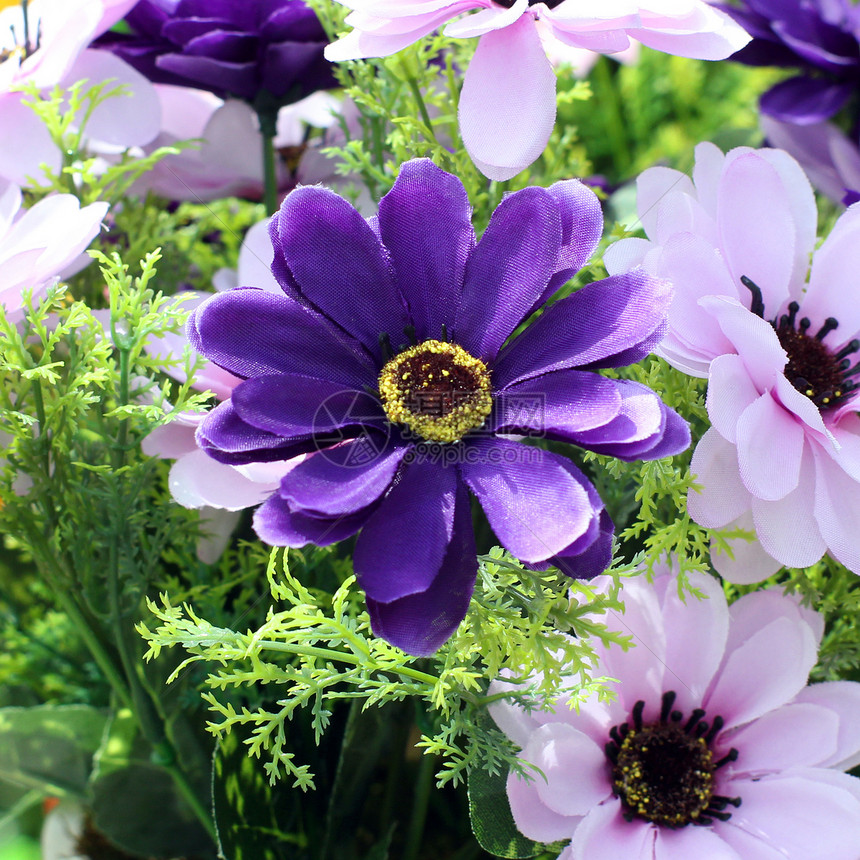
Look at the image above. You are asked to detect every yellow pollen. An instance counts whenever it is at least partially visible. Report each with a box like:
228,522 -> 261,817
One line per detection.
378,339 -> 492,443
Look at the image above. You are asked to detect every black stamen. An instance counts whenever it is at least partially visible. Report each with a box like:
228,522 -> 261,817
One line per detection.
785,301 -> 799,328
704,716 -> 724,744
605,742 -> 618,763
379,332 -> 394,361
836,339 -> 860,360
610,726 -> 623,746
707,810 -> 733,822
799,317 -> 811,334
660,691 -> 677,723
816,317 -> 839,341
714,748 -> 739,770
632,700 -> 645,731
693,721 -> 709,738
671,711 -> 683,722
845,362 -> 860,378
683,708 -> 706,734
618,722 -> 629,738
440,323 -> 449,342
741,276 -> 765,318
711,795 -> 742,808
403,324 -> 417,345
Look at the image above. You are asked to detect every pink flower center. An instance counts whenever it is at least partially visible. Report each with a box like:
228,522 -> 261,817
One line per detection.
605,691 -> 741,828
743,275 -> 860,410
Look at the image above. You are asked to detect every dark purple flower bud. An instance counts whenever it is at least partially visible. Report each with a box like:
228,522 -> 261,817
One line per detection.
97,0 -> 337,110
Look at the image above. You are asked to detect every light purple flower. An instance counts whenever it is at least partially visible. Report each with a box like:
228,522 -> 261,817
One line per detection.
0,0 -> 161,186
324,1 -> 749,180
0,179 -> 107,321
605,143 -> 860,582
491,569 -> 860,860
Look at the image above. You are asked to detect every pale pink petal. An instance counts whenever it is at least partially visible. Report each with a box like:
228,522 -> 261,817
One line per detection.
687,428 -> 751,529
236,219 -> 280,294
635,165 -> 694,239
653,825 -> 741,860
197,507 -> 241,564
706,354 -> 760,444
715,824 -> 790,860
804,204 -> 860,340
750,445 -> 826,568
690,140 -> 725,217
169,450 -> 275,510
812,444 -> 860,574
459,17 -> 557,181
506,769 -> 581,843
571,801 -> 655,860
63,50 -> 161,147
711,515 -> 783,584
603,237 -> 651,275
0,94 -> 61,187
660,570 -> 728,714
772,374 -> 830,443
828,416 -> 860,483
727,774 -> 860,860
726,587 -> 823,654
520,723 -> 610,817
628,16 -> 750,60
489,698 -> 542,750
444,0 -> 528,38
141,422 -> 200,460
700,296 -> 787,392
793,682 -> 860,771
705,615 -> 818,729
201,100 -> 265,179
735,392 -> 804,501
725,703 -> 838,776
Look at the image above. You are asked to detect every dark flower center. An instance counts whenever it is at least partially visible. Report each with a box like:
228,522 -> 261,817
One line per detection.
605,691 -> 741,828
378,339 -> 492,443
743,276 -> 860,410
493,0 -> 565,8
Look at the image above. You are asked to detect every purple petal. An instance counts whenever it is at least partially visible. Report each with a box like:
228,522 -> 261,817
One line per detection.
461,438 -> 594,563
760,76 -> 852,124
196,399 -> 319,465
531,178 -> 604,309
253,492 -> 375,547
279,440 -> 407,516
261,41 -> 336,100
272,185 -> 409,360
377,159 -> 475,341
156,54 -> 258,100
456,187 -> 562,362
489,370 -> 622,439
230,373 -> 382,438
354,460 -> 458,604
366,479 -> 476,656
189,288 -> 375,387
493,270 -> 672,388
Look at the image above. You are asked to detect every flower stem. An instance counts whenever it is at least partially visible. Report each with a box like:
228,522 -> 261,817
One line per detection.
403,750 -> 435,860
593,56 -> 630,177
258,109 -> 279,216
401,59 -> 436,141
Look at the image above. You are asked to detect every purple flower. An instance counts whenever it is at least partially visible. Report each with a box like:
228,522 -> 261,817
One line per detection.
188,158 -> 689,655
721,0 -> 860,125
97,0 -> 337,109
491,568 -> 860,859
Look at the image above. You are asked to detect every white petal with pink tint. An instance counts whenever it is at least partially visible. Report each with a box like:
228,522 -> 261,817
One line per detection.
458,17 -> 557,181
735,392 -> 804,501
506,769 -> 581,843
688,429 -> 751,528
706,354 -> 760,443
169,450 -> 278,511
726,702 -> 838,775
706,615 -> 817,729
727,587 -> 823,653
635,166 -> 694,239
812,445 -> 860,574
711,513 -> 783,585
794,682 -> 860,771
653,825 -> 741,860
571,801 -> 655,860
521,723 -> 610,817
728,774 -> 860,860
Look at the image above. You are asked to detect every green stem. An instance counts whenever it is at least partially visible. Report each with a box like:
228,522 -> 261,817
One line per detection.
403,751 -> 435,860
593,56 -> 630,176
401,60 -> 436,141
255,640 -> 441,688
259,112 -> 279,216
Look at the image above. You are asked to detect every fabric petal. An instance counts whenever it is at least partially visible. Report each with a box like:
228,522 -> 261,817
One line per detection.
710,513 -> 783,585
461,438 -> 593,563
812,444 -> 860,575
688,428 -> 751,529
493,270 -> 672,387
458,17 -> 557,181
354,460 -> 457,603
253,492 -> 374,547
653,826 -> 741,860
377,159 -> 474,341
168,449 -> 277,510
793,682 -> 860,771
571,800 -> 655,860
506,769 -> 581,843
456,186 -> 561,362
366,478 -> 476,655
706,354 -> 761,444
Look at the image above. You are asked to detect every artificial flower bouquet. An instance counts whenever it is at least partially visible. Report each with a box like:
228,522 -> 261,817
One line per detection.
2,0 -> 860,858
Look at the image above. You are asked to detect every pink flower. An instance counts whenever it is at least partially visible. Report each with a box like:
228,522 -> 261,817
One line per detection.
0,0 -> 160,186
131,86 -> 361,205
605,143 -> 860,582
491,569 -> 860,860
142,220 -> 301,561
325,1 -> 749,180
0,179 -> 107,321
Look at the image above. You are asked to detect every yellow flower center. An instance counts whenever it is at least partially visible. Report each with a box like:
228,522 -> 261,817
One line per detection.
378,339 -> 492,443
